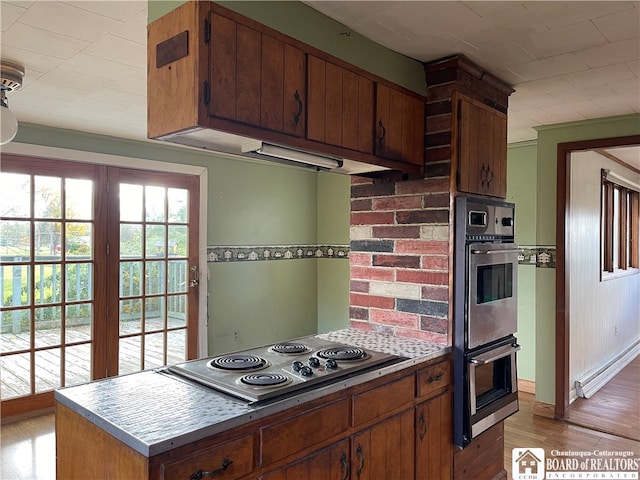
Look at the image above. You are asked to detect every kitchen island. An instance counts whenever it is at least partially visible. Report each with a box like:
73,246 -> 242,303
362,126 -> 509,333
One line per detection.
55,329 -> 453,479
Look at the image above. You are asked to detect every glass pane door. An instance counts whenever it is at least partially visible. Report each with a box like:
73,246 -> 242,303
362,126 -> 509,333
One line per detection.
1,163 -> 98,403
112,170 -> 199,375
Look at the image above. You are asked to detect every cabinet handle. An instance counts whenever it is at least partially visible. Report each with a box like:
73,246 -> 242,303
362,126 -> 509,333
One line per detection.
189,458 -> 233,479
293,90 -> 303,126
480,163 -> 489,187
377,119 -> 386,145
418,412 -> 427,441
356,444 -> 365,479
340,451 -> 350,480
486,166 -> 494,186
427,372 -> 443,383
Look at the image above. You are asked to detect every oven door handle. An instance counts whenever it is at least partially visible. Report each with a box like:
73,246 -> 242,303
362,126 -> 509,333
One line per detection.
469,343 -> 521,365
470,248 -> 521,255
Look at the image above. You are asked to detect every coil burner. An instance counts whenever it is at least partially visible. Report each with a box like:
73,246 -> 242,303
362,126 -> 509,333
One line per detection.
269,342 -> 310,355
208,354 -> 268,371
239,373 -> 291,388
316,346 -> 369,361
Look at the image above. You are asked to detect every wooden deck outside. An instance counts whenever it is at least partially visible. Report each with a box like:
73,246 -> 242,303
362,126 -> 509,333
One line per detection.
0,318 -> 187,401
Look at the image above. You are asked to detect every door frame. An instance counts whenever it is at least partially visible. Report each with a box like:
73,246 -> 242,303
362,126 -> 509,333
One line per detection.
555,134 -> 640,420
2,142 -> 209,358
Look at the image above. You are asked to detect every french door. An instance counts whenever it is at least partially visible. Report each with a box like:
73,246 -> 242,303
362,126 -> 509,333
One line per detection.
0,155 -> 199,416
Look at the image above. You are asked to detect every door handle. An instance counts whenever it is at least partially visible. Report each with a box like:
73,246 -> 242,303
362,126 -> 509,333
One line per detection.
469,343 -> 521,365
471,248 -> 521,255
189,265 -> 199,288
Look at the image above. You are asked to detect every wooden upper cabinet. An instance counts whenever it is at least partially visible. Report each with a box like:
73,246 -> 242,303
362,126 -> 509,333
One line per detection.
148,1 -> 425,174
455,93 -> 507,198
375,84 -> 425,167
208,12 -> 306,137
307,55 -> 374,154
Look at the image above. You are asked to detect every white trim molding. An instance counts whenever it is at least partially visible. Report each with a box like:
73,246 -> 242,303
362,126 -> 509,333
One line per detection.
574,339 -> 640,399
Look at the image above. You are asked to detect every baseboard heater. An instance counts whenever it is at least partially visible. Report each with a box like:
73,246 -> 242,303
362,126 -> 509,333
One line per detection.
575,339 -> 640,398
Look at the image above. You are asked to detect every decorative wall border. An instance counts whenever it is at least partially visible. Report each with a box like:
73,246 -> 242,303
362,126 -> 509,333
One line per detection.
518,246 -> 556,268
207,244 -> 350,263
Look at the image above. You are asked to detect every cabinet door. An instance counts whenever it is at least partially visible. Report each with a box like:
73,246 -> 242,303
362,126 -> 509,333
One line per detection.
208,11 -> 305,136
375,84 -> 425,166
415,392 -> 453,480
456,95 -> 507,198
261,439 -> 350,480
160,434 -> 253,480
352,410 -> 415,480
307,55 -> 374,153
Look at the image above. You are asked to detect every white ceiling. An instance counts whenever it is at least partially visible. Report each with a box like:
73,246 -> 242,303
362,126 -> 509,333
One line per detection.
1,1 -> 639,165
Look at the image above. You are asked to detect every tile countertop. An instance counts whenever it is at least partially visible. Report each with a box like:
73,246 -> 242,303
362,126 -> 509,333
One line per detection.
54,328 -> 449,457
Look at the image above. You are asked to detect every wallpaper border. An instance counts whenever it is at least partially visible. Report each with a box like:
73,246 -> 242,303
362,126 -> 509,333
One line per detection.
207,244 -> 350,263
518,245 -> 556,268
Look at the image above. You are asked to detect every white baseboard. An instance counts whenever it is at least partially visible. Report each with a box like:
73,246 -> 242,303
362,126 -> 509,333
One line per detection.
574,339 -> 640,399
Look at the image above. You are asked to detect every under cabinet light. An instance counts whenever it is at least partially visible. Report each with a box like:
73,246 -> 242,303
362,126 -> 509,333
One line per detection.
241,141 -> 343,170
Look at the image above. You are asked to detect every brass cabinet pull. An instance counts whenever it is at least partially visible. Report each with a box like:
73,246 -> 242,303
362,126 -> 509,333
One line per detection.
356,444 -> 365,479
189,458 -> 233,479
427,372 -> 443,383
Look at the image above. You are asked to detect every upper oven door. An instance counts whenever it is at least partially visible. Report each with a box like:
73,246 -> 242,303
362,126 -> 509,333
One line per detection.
467,243 -> 519,349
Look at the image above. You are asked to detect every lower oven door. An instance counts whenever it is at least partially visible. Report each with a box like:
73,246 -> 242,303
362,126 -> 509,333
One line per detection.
467,338 -> 521,440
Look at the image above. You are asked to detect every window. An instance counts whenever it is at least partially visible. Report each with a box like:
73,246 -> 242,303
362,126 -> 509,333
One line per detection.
601,169 -> 639,278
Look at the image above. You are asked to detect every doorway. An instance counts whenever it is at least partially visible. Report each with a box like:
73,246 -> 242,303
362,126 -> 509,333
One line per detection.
0,154 -> 200,417
555,134 -> 640,423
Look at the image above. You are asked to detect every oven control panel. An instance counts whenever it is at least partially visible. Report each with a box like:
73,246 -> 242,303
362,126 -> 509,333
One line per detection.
465,200 -> 515,240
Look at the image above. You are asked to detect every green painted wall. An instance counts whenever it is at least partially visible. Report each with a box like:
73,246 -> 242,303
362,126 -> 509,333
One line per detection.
533,113 -> 640,405
10,123 -> 349,354
148,1 -> 425,94
142,0 -> 428,348
507,142 -> 538,382
317,172 -> 351,333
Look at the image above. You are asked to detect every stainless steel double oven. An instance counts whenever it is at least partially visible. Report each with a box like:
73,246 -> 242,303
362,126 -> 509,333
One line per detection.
453,195 -> 521,447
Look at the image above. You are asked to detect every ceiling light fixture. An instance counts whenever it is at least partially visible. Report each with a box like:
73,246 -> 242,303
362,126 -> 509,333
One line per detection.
1,61 -> 25,146
241,141 -> 343,170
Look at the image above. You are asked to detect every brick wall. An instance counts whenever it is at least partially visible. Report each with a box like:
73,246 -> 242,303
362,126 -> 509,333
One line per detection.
349,174 -> 452,344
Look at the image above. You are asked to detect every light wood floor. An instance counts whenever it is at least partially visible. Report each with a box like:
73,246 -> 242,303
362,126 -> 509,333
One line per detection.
504,392 -> 639,478
566,355 -> 639,441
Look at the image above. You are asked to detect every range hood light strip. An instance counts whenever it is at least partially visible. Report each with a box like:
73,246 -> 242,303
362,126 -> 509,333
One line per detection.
244,142 -> 343,170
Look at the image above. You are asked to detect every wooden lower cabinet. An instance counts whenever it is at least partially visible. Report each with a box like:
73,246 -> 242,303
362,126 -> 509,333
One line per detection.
352,409 -> 415,480
453,422 -> 506,480
415,392 -> 453,479
160,434 -> 253,480
57,357 -> 461,480
261,439 -> 350,480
